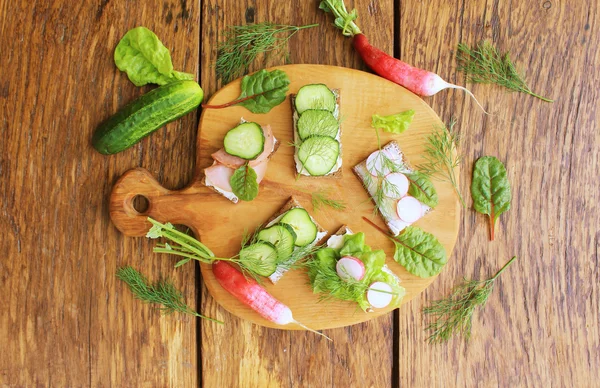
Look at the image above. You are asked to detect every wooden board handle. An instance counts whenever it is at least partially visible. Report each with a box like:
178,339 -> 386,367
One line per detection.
109,168 -> 210,236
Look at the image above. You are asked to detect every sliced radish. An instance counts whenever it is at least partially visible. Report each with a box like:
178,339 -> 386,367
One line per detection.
396,196 -> 422,223
367,282 -> 393,308
336,256 -> 366,281
383,172 -> 409,199
366,150 -> 391,176
383,148 -> 402,164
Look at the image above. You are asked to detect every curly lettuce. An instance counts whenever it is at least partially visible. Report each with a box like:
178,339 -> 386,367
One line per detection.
307,232 -> 405,311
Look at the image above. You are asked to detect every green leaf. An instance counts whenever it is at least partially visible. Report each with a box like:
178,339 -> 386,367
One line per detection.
114,27 -> 193,87
392,226 -> 447,278
471,156 -> 511,240
371,110 -> 415,134
230,165 -> 259,201
237,69 -> 290,113
406,171 -> 438,208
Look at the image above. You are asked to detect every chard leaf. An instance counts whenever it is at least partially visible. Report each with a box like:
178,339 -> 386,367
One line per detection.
230,165 -> 259,201
371,110 -> 415,134
471,156 -> 511,240
114,27 -> 193,87
237,69 -> 290,113
406,171 -> 438,208
392,226 -> 447,278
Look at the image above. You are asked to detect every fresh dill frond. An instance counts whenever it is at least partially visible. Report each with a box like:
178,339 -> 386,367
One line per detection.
457,41 -> 553,102
417,119 -> 466,208
216,22 -> 318,83
423,256 -> 517,344
311,191 -> 347,212
116,266 -> 223,324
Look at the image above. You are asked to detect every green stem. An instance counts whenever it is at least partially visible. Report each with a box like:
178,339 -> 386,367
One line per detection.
153,248 -> 212,263
192,311 -> 224,325
297,23 -> 320,30
524,89 -> 554,103
490,256 -> 517,281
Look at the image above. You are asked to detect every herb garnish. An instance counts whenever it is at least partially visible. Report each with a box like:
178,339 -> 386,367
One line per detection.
311,190 -> 347,212
418,119 -> 465,208
471,156 -> 512,241
116,266 -> 223,324
424,256 -> 517,344
114,27 -> 194,87
216,22 -> 318,84
202,69 -> 290,114
457,41 -> 553,102
230,164 -> 259,201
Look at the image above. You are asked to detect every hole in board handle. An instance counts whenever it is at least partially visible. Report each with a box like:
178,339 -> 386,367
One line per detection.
132,194 -> 150,214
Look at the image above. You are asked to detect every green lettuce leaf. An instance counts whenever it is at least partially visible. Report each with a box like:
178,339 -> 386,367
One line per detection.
406,171 -> 438,208
230,165 -> 259,201
392,226 -> 447,278
471,156 -> 511,240
114,26 -> 194,87
237,69 -> 290,113
307,232 -> 405,311
371,110 -> 415,134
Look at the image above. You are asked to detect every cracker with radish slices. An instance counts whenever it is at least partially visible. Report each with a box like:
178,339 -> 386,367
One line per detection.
261,196 -> 328,284
353,141 -> 436,236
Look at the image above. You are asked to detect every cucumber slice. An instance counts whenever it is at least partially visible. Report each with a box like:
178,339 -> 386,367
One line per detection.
297,110 -> 339,140
239,241 -> 278,276
257,223 -> 297,261
297,136 -> 340,176
223,122 -> 265,160
280,208 -> 318,247
295,84 -> 336,114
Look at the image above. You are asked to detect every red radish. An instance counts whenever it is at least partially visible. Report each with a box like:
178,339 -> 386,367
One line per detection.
396,196 -> 423,223
212,261 -> 331,340
366,150 -> 391,176
320,0 -> 487,113
383,172 -> 409,199
336,256 -> 366,281
366,282 -> 393,308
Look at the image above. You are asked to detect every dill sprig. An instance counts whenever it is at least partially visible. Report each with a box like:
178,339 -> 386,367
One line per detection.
216,22 -> 318,83
311,190 -> 347,212
417,119 -> 465,208
423,256 -> 517,344
116,266 -> 223,324
457,41 -> 553,102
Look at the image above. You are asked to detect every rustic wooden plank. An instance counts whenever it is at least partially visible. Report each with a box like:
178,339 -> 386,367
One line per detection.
0,0 -> 200,386
397,1 -> 599,387
199,1 -> 395,386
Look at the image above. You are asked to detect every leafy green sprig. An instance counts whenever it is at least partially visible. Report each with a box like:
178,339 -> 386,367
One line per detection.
116,266 -> 223,324
311,190 -> 347,212
216,22 -> 318,83
457,41 -> 553,102
423,256 -> 517,344
418,119 -> 465,207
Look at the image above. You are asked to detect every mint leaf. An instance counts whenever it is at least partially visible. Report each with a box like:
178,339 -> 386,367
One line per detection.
230,165 -> 259,201
237,69 -> 290,113
371,110 -> 415,134
392,226 -> 447,278
406,171 -> 438,208
114,27 -> 193,87
471,156 -> 511,240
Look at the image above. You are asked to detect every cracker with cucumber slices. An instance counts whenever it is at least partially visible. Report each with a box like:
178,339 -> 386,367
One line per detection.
249,196 -> 328,283
291,84 -> 343,178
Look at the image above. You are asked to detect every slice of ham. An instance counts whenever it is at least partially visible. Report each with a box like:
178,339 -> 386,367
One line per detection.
211,125 -> 275,169
204,163 -> 234,192
253,159 -> 269,183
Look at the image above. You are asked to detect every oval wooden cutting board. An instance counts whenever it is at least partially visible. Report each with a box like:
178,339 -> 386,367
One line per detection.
110,64 -> 459,330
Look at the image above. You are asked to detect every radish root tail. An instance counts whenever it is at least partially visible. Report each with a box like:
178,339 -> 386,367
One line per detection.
293,320 -> 333,341
446,84 -> 490,115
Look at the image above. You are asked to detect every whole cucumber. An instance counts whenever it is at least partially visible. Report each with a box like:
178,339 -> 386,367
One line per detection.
92,80 -> 203,154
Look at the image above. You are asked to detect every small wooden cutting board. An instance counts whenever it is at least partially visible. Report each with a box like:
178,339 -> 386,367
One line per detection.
109,64 -> 459,330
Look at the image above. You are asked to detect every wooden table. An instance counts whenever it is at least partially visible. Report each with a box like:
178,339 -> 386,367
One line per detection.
1,1 -> 598,386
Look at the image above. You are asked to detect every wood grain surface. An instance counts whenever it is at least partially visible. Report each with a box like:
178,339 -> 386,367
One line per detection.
0,0 -> 598,387
108,64 -> 458,329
